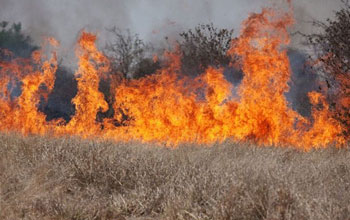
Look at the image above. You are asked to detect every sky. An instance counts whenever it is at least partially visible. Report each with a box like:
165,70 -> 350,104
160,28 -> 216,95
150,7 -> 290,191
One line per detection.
0,0 -> 343,54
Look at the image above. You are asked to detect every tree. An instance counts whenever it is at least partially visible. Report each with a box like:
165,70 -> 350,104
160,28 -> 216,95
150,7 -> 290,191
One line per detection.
307,0 -> 350,134
105,27 -> 158,79
0,21 -> 38,59
177,23 -> 236,76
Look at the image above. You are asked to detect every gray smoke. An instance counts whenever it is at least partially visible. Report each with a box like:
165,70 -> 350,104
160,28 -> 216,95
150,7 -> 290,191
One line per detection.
0,0 -> 343,52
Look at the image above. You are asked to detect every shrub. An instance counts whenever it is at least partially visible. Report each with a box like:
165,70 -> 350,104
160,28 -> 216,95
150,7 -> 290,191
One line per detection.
307,0 -> 350,135
0,21 -> 38,59
105,27 -> 159,79
177,23 -> 236,76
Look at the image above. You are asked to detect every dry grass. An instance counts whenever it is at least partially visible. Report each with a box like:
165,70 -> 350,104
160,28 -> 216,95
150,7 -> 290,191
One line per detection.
0,133 -> 349,220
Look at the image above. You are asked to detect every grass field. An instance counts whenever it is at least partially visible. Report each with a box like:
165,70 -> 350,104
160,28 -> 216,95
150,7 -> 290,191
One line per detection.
0,133 -> 349,220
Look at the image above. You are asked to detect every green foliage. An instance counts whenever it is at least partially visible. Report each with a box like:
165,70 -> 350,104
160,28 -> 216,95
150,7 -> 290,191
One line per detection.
0,21 -> 38,58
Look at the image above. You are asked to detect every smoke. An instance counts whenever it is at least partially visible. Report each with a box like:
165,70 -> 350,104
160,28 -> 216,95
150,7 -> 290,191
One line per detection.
0,0 -> 130,64
0,0 -> 344,68
0,0 -> 342,49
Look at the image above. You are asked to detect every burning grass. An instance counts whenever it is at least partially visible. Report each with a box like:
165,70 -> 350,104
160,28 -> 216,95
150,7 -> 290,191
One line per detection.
0,133 -> 349,220
0,5 -> 347,150
1,1 -> 350,219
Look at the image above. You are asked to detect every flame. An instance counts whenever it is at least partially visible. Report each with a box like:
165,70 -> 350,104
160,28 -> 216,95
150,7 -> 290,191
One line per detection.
0,39 -> 58,135
227,9 -> 298,145
58,32 -> 109,137
0,5 -> 346,150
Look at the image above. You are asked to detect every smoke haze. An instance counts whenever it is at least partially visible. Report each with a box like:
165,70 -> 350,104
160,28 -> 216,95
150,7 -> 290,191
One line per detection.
0,0 -> 343,51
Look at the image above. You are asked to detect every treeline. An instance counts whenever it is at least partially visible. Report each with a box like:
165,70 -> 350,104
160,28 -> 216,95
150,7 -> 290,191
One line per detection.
1,1 -> 350,128
0,21 -> 240,122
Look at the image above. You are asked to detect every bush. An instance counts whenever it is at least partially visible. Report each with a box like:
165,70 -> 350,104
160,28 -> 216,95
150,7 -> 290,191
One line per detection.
308,0 -> 350,134
105,27 -> 159,79
177,23 -> 236,76
0,21 -> 38,59
133,57 -> 161,79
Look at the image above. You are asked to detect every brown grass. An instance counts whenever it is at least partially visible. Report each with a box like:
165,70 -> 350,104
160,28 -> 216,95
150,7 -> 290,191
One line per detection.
0,133 -> 349,220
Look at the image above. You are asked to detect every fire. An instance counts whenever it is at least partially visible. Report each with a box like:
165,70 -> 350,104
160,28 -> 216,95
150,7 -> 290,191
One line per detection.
0,5 -> 346,150
0,39 -> 58,135
58,32 -> 109,137
227,9 -> 298,145
107,52 -> 237,145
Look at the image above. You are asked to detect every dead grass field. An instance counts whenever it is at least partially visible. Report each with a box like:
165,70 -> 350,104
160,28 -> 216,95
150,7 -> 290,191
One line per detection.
0,133 -> 349,220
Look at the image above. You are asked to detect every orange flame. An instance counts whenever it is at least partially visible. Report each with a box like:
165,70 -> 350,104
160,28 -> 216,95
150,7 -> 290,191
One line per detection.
0,39 -> 58,135
0,6 -> 345,150
58,32 -> 109,137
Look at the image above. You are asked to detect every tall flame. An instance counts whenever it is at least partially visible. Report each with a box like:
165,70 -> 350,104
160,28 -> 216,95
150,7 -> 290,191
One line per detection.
59,32 -> 109,137
0,39 -> 58,135
0,6 -> 345,150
